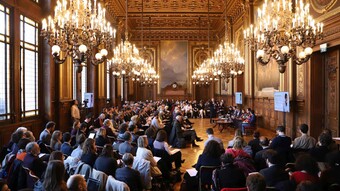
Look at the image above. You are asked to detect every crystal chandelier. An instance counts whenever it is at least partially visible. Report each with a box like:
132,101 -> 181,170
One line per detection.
244,0 -> 323,73
110,0 -> 142,78
192,60 -> 218,85
133,63 -> 159,85
41,0 -> 115,72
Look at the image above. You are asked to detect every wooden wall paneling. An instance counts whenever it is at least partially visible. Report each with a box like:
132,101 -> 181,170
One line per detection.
310,52 -> 325,139
57,101 -> 72,132
325,47 -> 339,136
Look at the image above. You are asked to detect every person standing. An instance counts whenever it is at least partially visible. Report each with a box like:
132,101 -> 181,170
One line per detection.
209,98 -> 216,123
71,100 -> 80,123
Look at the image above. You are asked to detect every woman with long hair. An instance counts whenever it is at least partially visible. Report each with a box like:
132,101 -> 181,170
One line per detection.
50,130 -> 62,151
43,160 -> 67,191
290,154 -> 320,185
93,144 -> 118,176
80,138 -> 97,167
95,127 -> 111,147
153,130 -> 184,171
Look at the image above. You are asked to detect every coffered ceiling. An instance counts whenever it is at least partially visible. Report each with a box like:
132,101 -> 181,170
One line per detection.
102,0 -> 245,41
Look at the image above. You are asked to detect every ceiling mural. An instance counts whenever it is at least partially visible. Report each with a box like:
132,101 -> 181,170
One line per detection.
102,0 -> 245,41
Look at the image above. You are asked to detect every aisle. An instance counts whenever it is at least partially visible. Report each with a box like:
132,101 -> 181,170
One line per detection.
172,118 -> 276,191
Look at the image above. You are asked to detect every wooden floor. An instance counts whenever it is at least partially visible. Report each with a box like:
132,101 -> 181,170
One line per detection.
172,118 -> 276,190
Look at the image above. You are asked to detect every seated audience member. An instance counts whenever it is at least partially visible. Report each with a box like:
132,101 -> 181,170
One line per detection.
153,130 -> 184,171
39,121 -> 56,145
228,129 -> 247,148
204,128 -> 224,150
136,136 -> 162,177
169,114 -> 200,148
309,132 -> 332,162
117,123 -> 128,140
115,153 -> 143,191
248,131 -> 263,157
151,111 -> 165,130
102,119 -> 116,137
50,130 -> 62,151
246,173 -> 266,191
24,130 -> 35,142
296,180 -> 321,191
241,109 -> 256,135
259,149 -> 289,187
67,174 -> 87,191
254,136 -> 270,170
7,131 -> 24,155
49,151 -> 64,162
212,153 -> 246,190
290,154 -> 320,185
61,132 -> 73,156
226,137 -> 251,159
268,126 -> 292,164
71,120 -> 81,137
94,144 -> 118,177
292,124 -> 316,150
184,140 -> 223,190
43,160 -> 68,191
128,124 -> 140,144
80,138 -> 98,167
145,126 -> 157,150
93,113 -> 106,129
321,128 -> 338,151
70,134 -> 86,160
16,138 -> 31,161
320,151 -> 340,190
23,142 -> 47,178
118,132 -> 136,156
95,127 -> 110,147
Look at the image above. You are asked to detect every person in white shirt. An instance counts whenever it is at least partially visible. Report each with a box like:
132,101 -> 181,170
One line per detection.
151,111 -> 164,130
71,100 -> 80,123
204,128 -> 224,150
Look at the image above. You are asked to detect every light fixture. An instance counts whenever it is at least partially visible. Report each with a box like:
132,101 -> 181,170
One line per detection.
41,0 -> 115,72
244,0 -> 323,73
110,0 -> 143,78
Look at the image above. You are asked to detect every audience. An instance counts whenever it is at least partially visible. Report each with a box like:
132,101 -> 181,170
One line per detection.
292,124 -> 316,150
93,144 -> 118,177
67,175 -> 87,191
118,132 -> 136,156
115,153 -> 142,191
95,127 -> 110,147
309,132 -> 332,162
50,130 -> 62,151
246,173 -> 266,191
22,142 -> 46,178
268,126 -> 292,164
39,121 -> 55,145
80,138 -> 97,167
290,154 -> 319,185
60,132 -> 72,156
204,128 -> 224,150
42,160 -> 68,191
212,153 -> 246,190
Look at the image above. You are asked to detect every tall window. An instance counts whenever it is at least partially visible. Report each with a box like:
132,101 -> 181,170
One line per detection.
81,66 -> 87,102
20,15 -> 39,117
106,63 -> 110,99
0,4 -> 10,120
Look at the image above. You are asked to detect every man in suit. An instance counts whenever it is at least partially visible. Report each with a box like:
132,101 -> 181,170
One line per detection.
173,114 -> 200,147
209,98 -> 216,123
23,142 -> 47,178
115,153 -> 142,191
241,109 -> 256,135
39,121 -> 55,145
259,149 -> 289,187
61,132 -> 73,156
118,132 -> 136,156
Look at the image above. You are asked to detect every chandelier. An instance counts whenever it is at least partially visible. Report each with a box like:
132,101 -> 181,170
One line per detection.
41,0 -> 115,72
133,63 -> 159,85
192,60 -> 218,85
244,0 -> 323,73
110,0 -> 142,78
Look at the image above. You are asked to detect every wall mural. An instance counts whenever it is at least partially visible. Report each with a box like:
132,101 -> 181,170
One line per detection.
160,41 -> 188,88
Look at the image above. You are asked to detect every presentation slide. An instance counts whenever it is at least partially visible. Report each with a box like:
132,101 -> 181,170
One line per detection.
235,92 -> 242,105
84,93 -> 94,108
274,92 -> 290,112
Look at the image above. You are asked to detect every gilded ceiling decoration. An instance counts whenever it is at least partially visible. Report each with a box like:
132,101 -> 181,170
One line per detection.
102,0 -> 245,41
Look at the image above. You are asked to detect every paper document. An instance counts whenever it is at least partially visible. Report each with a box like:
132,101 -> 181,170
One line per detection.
153,156 -> 161,163
186,168 -> 198,177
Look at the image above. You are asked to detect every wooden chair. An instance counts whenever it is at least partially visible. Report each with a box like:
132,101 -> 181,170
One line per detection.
198,165 -> 220,191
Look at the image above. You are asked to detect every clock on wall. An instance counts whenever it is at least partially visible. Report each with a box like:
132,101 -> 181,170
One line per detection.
172,83 -> 178,89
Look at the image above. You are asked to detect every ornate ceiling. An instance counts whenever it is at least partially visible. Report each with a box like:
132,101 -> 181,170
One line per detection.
102,0 -> 245,41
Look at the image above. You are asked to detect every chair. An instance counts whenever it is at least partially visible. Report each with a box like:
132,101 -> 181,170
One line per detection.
244,124 -> 256,135
22,166 -> 40,189
198,165 -> 220,191
91,169 -> 108,191
105,175 -> 130,191
220,187 -> 247,191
